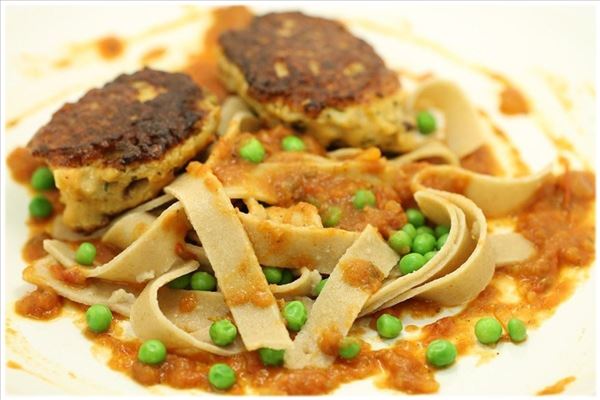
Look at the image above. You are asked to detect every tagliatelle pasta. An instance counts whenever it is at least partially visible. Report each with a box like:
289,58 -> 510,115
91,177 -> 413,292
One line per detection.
412,164 -> 552,217
378,190 -> 495,308
407,79 -> 487,157
285,225 -> 399,369
23,256 -> 138,316
165,164 -> 293,351
130,261 -> 245,355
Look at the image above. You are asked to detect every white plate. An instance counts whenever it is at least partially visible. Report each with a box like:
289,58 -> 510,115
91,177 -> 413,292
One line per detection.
2,2 -> 596,396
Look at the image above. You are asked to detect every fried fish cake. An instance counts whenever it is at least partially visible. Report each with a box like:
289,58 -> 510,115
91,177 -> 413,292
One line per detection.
218,12 -> 407,150
28,68 -> 218,231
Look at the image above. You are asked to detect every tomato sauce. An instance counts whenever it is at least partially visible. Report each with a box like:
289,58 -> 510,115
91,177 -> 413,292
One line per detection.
15,287 -> 63,320
184,6 -> 253,100
96,36 -> 125,60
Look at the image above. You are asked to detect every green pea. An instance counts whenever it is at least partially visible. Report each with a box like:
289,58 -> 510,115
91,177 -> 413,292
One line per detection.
208,363 -> 236,390
435,225 -> 450,238
322,206 -> 342,227
281,135 -> 306,152
398,253 -> 426,275
424,251 -> 438,261
258,348 -> 285,366
279,269 -> 294,285
416,110 -> 437,134
138,339 -> 167,365
401,223 -> 417,239
338,337 -> 361,360
376,313 -> 402,339
406,208 -> 425,227
75,242 -> 97,266
388,230 -> 412,255
352,189 -> 376,210
29,195 -> 53,219
31,167 -> 55,191
190,271 -> 217,291
283,300 -> 307,331
85,304 -> 112,333
313,278 -> 328,296
507,318 -> 527,342
412,233 -> 437,255
263,267 -> 283,284
437,233 -> 449,250
239,138 -> 265,163
416,226 -> 435,237
426,339 -> 457,368
475,317 -> 503,345
209,319 -> 238,347
168,273 -> 192,289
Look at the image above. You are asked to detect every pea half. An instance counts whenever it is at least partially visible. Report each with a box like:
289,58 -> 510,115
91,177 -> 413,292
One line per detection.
258,347 -> 285,366
209,320 -> 238,347
322,206 -> 342,227
138,339 -> 167,365
239,138 -> 265,163
281,135 -> 306,152
283,300 -> 307,331
507,318 -> 527,342
29,195 -> 53,219
190,271 -> 217,291
405,208 -> 425,227
376,314 -> 402,339
338,337 -> 361,360
474,317 -> 503,345
416,110 -> 437,134
85,304 -> 112,333
208,363 -> 236,390
31,167 -> 55,191
352,189 -> 376,210
388,230 -> 412,255
75,242 -> 97,266
426,339 -> 457,368
313,278 -> 328,297
398,253 -> 426,275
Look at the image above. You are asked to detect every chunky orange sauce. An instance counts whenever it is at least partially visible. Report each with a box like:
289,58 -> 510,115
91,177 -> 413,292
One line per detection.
96,36 -> 125,60
340,259 -> 384,293
499,86 -> 529,115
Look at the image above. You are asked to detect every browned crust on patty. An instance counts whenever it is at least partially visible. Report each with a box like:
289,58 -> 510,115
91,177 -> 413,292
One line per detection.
28,68 -> 213,169
218,12 -> 400,118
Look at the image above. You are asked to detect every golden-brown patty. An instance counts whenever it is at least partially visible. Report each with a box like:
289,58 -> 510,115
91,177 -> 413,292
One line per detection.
218,12 -> 400,118
27,68 -> 219,232
28,68 -> 211,169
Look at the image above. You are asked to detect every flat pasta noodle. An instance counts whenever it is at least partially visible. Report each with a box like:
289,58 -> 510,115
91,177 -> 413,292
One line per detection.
239,212 -> 359,274
388,141 -> 460,166
361,189 -> 471,315
43,202 -> 191,283
217,95 -> 260,136
412,164 -> 552,217
264,202 -> 324,228
101,212 -> 156,249
407,79 -> 486,157
285,225 -> 398,369
374,190 -> 495,311
489,231 -> 536,267
49,215 -> 107,242
165,163 -> 292,351
130,261 -> 245,356
23,255 -> 138,316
